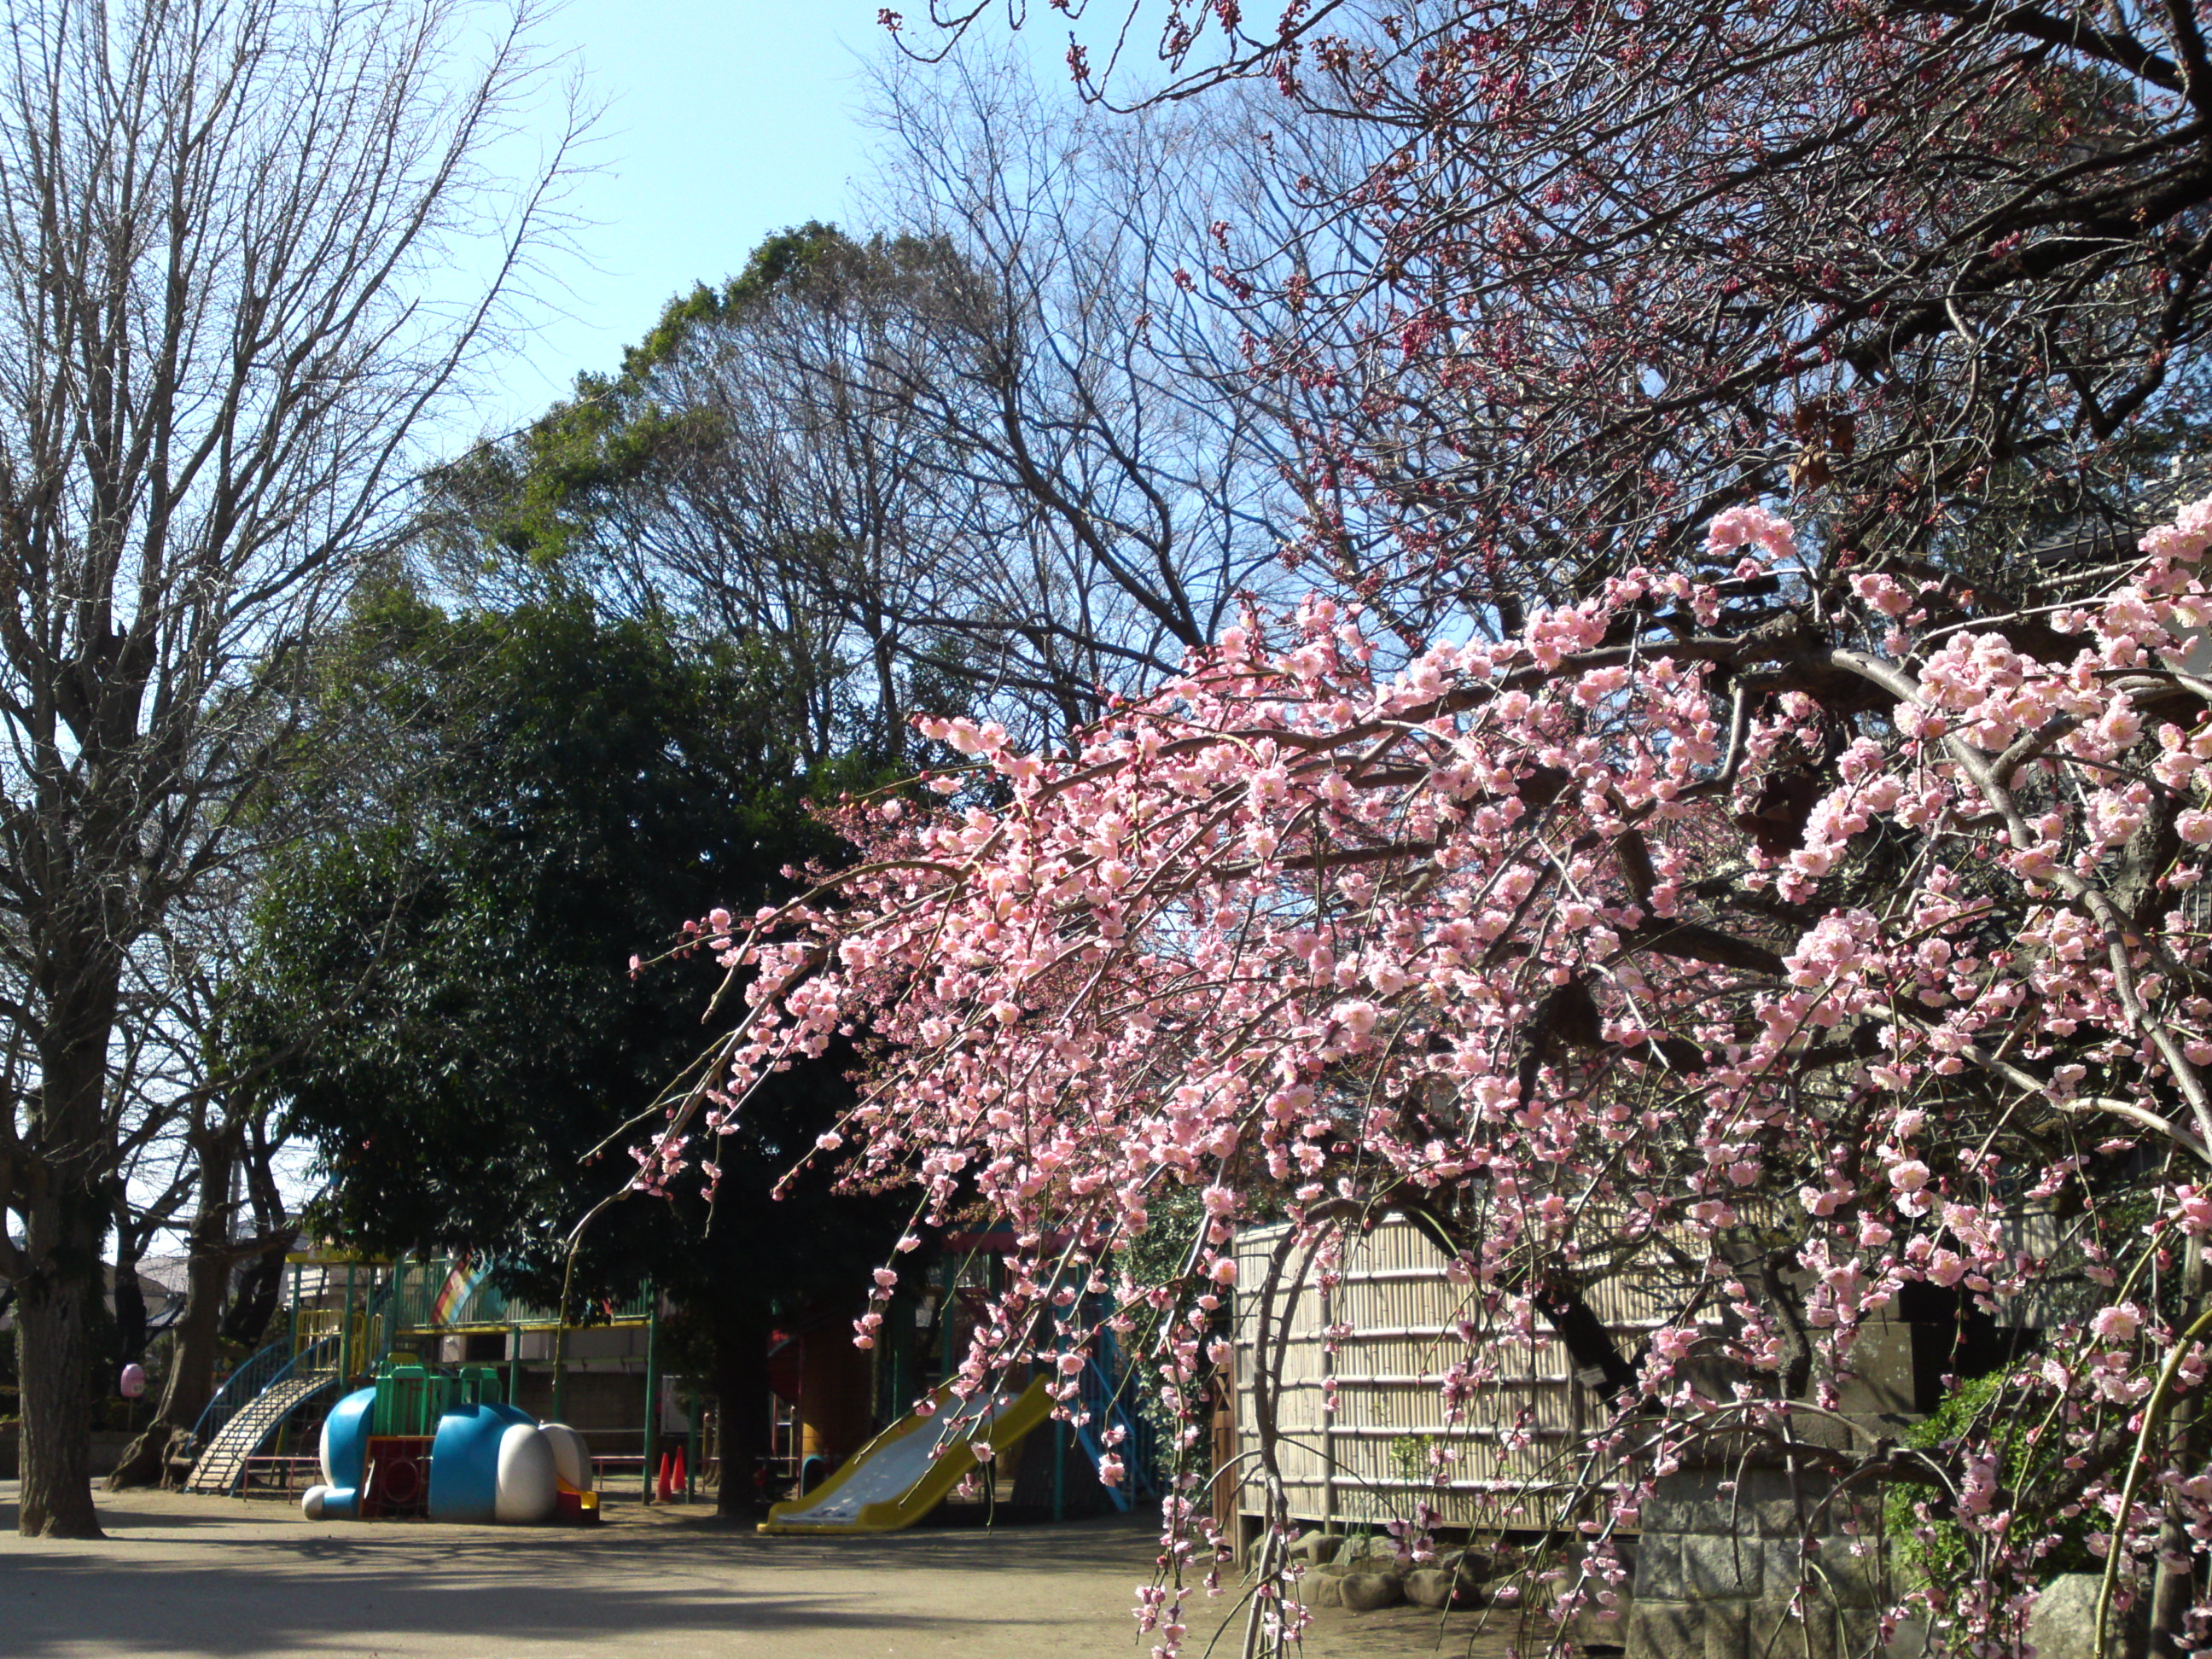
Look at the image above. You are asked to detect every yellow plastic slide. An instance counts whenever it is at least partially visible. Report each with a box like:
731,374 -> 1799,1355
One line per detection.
759,1376 -> 1053,1534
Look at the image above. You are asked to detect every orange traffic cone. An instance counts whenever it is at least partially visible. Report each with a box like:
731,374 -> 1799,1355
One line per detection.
655,1451 -> 673,1504
673,1447 -> 688,1499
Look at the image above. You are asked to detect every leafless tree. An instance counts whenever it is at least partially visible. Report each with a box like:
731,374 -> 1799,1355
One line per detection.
847,51 -> 1298,731
895,3 -> 2212,653
443,49 -> 1293,751
96,893 -> 319,1493
0,0 -> 585,1537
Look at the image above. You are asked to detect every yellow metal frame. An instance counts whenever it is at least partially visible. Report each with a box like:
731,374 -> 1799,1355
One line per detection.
759,1377 -> 1054,1535
294,1307 -> 384,1367
393,1318 -> 651,1336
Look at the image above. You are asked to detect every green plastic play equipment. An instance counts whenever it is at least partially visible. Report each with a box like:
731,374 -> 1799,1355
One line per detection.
304,1358 -> 597,1525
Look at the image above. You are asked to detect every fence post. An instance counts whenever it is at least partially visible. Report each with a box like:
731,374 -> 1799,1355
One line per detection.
1318,1274 -> 1335,1533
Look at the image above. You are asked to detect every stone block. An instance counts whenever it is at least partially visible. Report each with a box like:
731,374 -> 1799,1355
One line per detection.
1320,1537 -> 1388,1575
2026,1575 -> 2125,1657
1651,1478 -> 1786,1539
1685,1470 -> 1831,1539
1837,1321 -> 1918,1417
1305,1574 -> 1343,1610
1749,1601 -> 1882,1659
1761,1540 -> 1810,1601
1747,1603 -> 1801,1659
1642,1474 -> 1727,1535
1638,1532 -> 1761,1600
1626,1598 -> 1703,1659
1450,1546 -> 1498,1582
1567,1598 -> 1630,1654
1288,1530 -> 1341,1565
1404,1569 -> 1456,1610
1632,1533 -> 1678,1600
1702,1600 -> 1749,1659
1339,1571 -> 1405,1612
1751,1500 -> 1806,1538
1689,1534 -> 1764,1598
1802,1539 -> 1888,1609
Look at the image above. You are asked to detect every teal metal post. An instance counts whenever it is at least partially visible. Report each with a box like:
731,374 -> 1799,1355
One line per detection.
642,1291 -> 661,1504
1052,1417 -> 1067,1522
340,1262 -> 357,1383
685,1390 -> 701,1503
551,1320 -> 568,1424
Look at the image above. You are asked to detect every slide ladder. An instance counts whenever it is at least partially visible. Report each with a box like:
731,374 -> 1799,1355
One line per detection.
186,1279 -> 399,1495
185,1343 -> 339,1493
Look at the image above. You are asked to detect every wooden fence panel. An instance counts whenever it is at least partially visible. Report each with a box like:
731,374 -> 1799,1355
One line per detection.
1231,1219 -> 1669,1532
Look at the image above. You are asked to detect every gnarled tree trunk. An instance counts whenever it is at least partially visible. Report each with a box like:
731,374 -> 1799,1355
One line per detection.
108,1125 -> 237,1492
17,975 -> 122,1538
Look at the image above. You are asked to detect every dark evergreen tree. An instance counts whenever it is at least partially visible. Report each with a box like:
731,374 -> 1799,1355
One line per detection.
237,588 -> 901,1516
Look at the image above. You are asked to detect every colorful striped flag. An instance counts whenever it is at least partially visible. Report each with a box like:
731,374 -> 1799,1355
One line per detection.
430,1255 -> 491,1325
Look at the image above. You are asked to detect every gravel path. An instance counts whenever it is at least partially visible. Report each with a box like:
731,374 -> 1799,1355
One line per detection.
0,1483 -> 1518,1658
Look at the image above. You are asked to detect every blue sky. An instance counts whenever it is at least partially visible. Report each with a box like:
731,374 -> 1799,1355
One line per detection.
492,2 -> 884,417
485,3 -> 1068,428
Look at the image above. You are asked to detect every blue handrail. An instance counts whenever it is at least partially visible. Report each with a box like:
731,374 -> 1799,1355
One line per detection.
186,1336 -> 294,1455
1069,1342 -> 1163,1510
186,1274 -> 403,1463
214,1332 -> 341,1493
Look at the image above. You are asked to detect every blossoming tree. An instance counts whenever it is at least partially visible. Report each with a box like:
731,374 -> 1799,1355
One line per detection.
641,490 -> 2212,1656
894,1 -> 2212,651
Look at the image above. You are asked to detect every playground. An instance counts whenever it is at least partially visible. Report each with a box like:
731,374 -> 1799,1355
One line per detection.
0,1481 -> 1517,1658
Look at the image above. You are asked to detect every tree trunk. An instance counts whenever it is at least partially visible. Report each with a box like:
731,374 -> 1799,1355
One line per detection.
108,1126 -> 236,1491
110,1223 -> 148,1363
2150,1241 -> 2207,1656
712,1293 -> 772,1519
219,1243 -> 285,1350
18,954 -> 122,1538
14,1183 -> 108,1536
222,1121 -> 291,1348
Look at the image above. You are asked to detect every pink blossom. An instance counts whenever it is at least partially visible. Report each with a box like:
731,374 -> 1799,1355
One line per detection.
2093,1305 -> 2144,1345
643,493 -> 2212,1659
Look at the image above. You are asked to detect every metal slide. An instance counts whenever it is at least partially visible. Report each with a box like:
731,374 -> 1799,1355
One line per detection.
758,1377 -> 1052,1534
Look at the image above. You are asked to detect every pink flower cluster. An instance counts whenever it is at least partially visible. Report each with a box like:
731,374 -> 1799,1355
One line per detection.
662,499 -> 2212,1656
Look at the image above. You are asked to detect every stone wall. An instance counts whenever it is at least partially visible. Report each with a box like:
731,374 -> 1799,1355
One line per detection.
1627,1468 -> 1887,1659
85,1430 -> 135,1476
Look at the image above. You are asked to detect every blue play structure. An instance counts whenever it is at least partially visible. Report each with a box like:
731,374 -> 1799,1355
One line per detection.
303,1361 -> 597,1525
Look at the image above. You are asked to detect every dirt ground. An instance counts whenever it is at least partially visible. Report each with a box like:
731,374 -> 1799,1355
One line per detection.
0,1481 -> 1520,1658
